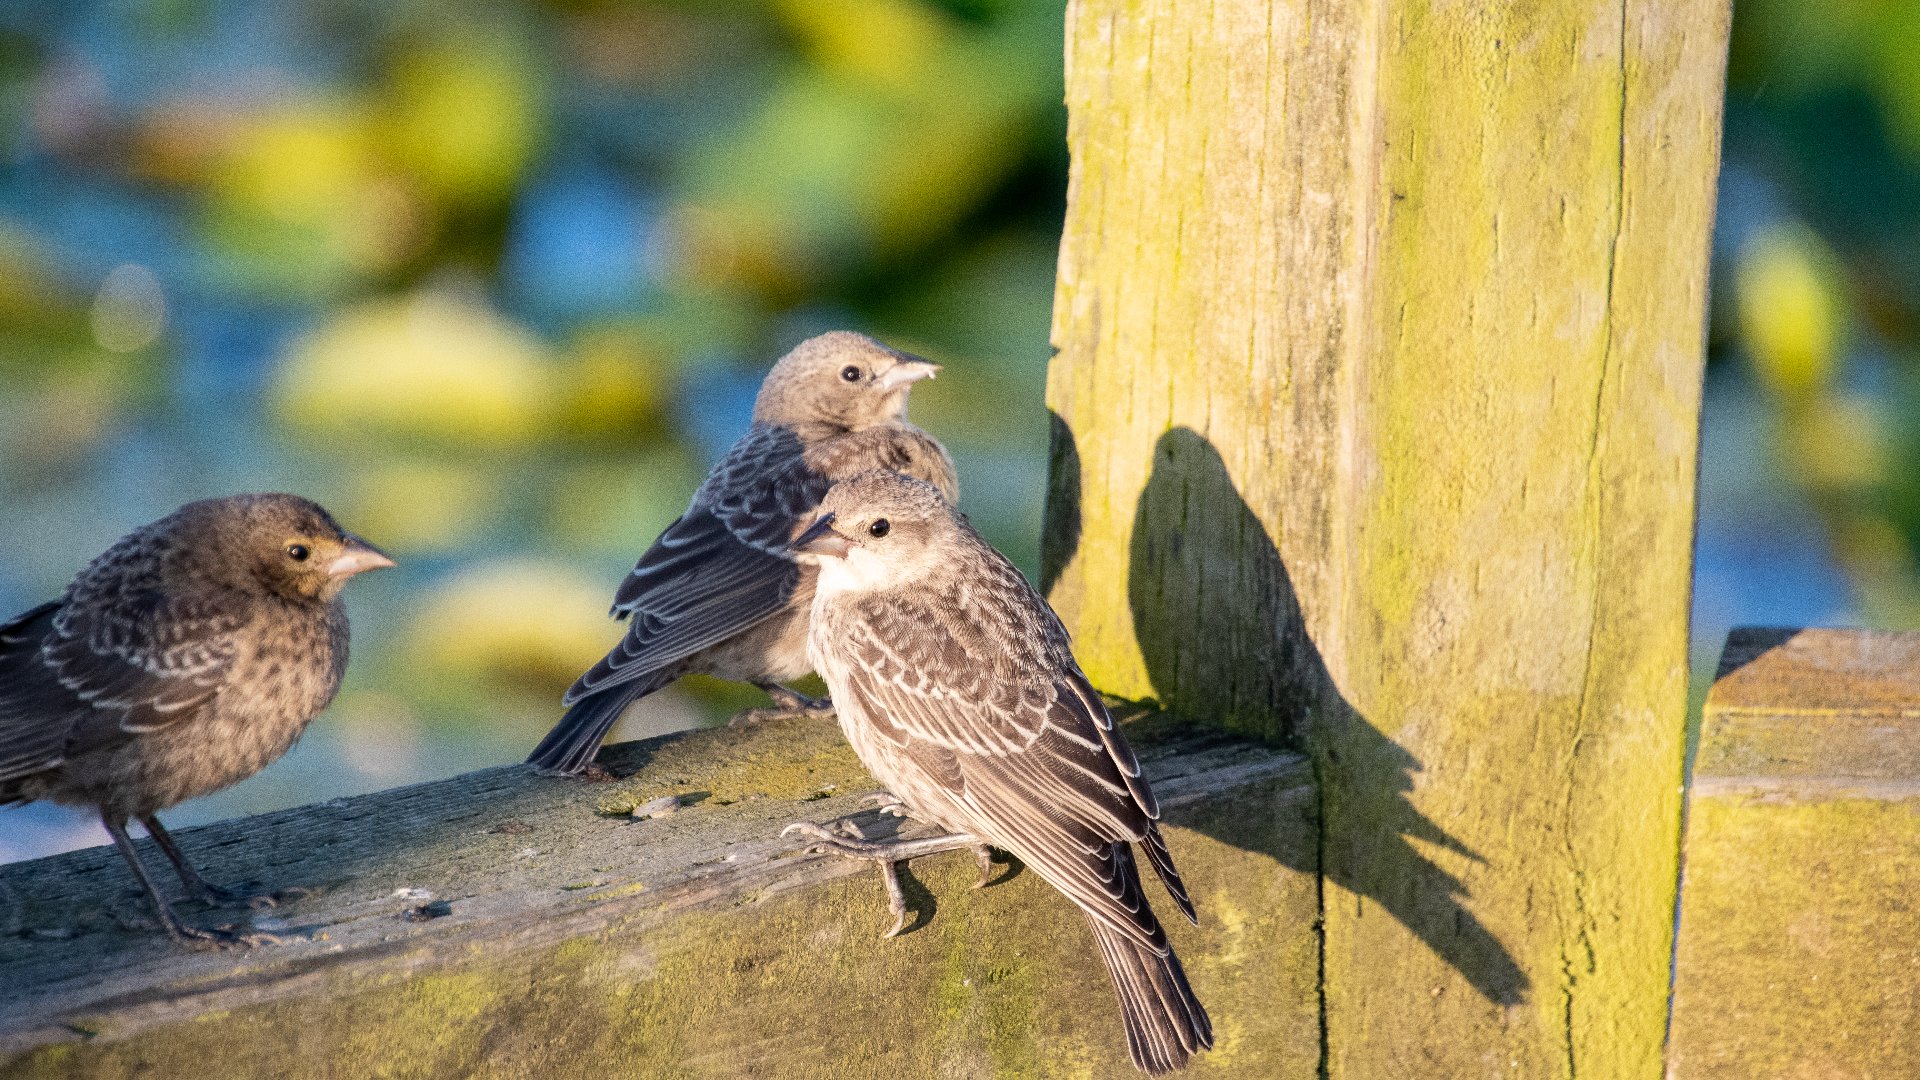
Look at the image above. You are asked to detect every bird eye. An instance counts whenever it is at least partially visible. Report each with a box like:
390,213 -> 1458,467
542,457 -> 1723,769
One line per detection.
841,365 -> 863,382
868,519 -> 890,538
286,544 -> 311,562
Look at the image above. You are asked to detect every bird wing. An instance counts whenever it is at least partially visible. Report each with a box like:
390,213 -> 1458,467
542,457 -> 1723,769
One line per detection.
833,549 -> 1189,947
0,589 -> 242,783
566,426 -> 828,704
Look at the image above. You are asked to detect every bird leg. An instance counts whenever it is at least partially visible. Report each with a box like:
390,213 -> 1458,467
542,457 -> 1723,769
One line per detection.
970,844 -> 998,890
728,683 -> 837,727
781,819 -> 981,938
140,815 -> 308,910
859,792 -> 909,817
852,795 -> 996,886
104,818 -> 286,949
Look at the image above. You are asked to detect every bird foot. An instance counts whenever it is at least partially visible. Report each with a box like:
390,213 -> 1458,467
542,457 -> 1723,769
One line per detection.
763,685 -> 829,712
732,685 -> 835,727
168,922 -> 291,951
970,845 -> 998,890
858,792 -> 909,817
727,703 -> 835,728
194,883 -> 311,911
780,820 -> 980,939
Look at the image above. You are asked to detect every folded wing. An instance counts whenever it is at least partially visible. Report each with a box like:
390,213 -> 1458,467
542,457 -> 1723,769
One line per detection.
0,589 -> 240,787
833,551 -> 1196,947
565,425 -> 829,705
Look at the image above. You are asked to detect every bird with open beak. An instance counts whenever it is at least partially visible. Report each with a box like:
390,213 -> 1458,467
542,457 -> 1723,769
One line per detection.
787,471 -> 1212,1075
0,494 -> 393,948
528,331 -> 957,777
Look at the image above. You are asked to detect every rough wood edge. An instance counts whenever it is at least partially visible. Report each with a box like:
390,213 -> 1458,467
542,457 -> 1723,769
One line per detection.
0,720 -> 1307,1059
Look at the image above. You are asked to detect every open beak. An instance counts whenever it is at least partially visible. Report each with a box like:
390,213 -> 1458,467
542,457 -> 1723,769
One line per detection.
326,534 -> 397,580
791,513 -> 852,559
875,359 -> 940,392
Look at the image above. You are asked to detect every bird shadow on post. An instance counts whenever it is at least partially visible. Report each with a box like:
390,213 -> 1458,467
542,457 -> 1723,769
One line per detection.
1120,425 -> 1528,1007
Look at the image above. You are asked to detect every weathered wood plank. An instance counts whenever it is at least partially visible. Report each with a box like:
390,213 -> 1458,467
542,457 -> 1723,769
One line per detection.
1669,628 -> 1920,1080
1045,0 -> 1727,1074
0,718 -> 1317,1078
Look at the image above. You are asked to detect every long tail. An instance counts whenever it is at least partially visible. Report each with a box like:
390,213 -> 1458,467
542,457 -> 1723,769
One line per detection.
526,668 -> 675,776
1089,917 -> 1213,1075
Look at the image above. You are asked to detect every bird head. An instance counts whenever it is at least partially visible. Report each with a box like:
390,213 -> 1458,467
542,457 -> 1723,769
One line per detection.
751,331 -> 940,431
173,494 -> 395,605
792,471 -> 958,595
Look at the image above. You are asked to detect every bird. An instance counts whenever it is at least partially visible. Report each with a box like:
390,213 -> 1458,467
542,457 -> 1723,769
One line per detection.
0,493 -> 393,949
786,470 -> 1212,1075
527,331 -> 958,778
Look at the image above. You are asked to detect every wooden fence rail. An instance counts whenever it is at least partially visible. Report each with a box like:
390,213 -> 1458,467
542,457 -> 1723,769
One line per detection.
1,719 -> 1313,1078
1669,628 -> 1920,1079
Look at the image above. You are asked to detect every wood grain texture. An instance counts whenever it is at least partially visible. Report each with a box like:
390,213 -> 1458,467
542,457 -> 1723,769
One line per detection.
0,719 -> 1317,1079
1043,1 -> 1727,1075
1670,628 -> 1920,1080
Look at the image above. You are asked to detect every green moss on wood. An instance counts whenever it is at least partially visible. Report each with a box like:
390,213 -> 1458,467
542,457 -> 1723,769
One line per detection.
592,717 -> 873,816
1670,792 -> 1920,1079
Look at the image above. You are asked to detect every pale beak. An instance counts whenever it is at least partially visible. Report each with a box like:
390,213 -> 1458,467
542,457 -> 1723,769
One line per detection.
875,360 -> 940,392
326,534 -> 397,579
791,513 -> 852,559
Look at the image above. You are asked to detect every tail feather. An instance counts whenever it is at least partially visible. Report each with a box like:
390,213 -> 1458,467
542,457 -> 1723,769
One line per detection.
1090,918 -> 1212,1075
526,669 -> 675,776
1140,824 -> 1197,924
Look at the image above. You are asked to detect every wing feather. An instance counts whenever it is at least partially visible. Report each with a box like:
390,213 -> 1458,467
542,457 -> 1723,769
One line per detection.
567,425 -> 827,704
831,552 -> 1181,949
0,585 -> 240,783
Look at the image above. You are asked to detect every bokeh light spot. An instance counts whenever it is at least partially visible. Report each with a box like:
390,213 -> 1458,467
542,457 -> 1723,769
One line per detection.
89,264 -> 168,353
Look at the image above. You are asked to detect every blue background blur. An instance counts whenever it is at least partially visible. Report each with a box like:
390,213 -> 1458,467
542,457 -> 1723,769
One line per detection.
0,0 -> 1902,861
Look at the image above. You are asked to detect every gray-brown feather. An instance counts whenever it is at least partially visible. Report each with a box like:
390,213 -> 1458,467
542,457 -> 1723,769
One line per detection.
567,419 -> 956,702
0,495 -> 356,818
803,471 -> 1208,1074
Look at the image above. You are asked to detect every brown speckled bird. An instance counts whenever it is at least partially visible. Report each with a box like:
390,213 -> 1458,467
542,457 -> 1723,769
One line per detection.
788,471 -> 1211,1075
528,331 -> 958,777
0,494 -> 393,948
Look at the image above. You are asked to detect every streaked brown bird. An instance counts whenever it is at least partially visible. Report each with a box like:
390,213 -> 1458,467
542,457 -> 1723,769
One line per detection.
0,494 -> 393,948
528,331 -> 958,777
788,471 -> 1212,1075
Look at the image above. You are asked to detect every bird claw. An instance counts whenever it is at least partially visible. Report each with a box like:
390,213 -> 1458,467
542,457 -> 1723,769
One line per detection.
733,685 -> 835,727
247,886 -> 311,911
858,791 -> 908,817
727,703 -> 836,728
971,845 -> 996,890
171,923 -> 290,951
762,685 -> 829,712
196,883 -> 309,911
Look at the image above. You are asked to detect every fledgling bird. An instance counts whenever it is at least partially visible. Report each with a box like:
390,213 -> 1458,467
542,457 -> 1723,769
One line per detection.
527,331 -> 957,777
0,494 -> 393,948
788,471 -> 1212,1075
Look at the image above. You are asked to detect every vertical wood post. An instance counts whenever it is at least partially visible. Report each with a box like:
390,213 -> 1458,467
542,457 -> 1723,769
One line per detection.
1043,2 -> 1728,1075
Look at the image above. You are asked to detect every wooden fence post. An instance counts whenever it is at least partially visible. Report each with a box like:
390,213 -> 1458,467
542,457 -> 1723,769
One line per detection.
1044,1 -> 1729,1075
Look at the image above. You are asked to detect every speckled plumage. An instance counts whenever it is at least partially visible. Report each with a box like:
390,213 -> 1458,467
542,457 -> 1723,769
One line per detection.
799,472 -> 1211,1075
528,332 -> 958,777
0,493 -> 391,947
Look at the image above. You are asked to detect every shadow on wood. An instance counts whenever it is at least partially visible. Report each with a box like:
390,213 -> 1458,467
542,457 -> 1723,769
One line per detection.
1052,422 -> 1529,1008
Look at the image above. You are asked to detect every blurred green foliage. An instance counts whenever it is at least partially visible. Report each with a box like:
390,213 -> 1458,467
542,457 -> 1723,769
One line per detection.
0,0 -> 1066,817
1720,0 -> 1920,627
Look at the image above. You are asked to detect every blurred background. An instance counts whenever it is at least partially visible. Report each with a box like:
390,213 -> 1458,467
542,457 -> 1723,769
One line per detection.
0,0 -> 1900,861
